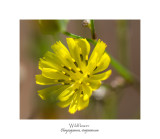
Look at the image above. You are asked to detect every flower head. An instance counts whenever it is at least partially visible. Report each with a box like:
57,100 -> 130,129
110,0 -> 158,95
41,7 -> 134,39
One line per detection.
36,38 -> 111,114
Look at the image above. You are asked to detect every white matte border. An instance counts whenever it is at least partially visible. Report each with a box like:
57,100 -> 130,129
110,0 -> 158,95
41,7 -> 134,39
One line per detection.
1,0 -> 160,138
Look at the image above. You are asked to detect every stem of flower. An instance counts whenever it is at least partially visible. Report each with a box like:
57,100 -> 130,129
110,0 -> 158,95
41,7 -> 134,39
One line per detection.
90,20 -> 96,40
63,31 -> 97,45
63,32 -> 82,39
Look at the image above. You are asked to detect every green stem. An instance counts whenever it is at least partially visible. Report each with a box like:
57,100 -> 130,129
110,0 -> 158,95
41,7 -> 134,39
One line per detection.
63,31 -> 97,45
63,32 -> 82,39
90,20 -> 96,39
63,31 -> 135,83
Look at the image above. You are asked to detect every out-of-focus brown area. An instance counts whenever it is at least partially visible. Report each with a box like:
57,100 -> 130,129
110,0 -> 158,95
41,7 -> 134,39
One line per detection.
20,20 -> 140,119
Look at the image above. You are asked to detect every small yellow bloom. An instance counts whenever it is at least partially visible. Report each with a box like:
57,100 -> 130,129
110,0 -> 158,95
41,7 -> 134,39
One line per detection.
36,38 -> 111,114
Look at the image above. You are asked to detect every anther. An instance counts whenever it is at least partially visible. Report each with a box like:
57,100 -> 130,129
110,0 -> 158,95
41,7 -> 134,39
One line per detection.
81,91 -> 83,95
85,60 -> 88,66
71,68 -> 76,73
80,54 -> 83,61
79,70 -> 83,74
58,79 -> 65,82
75,88 -> 78,92
94,66 -> 98,71
63,66 -> 70,71
64,83 -> 70,85
74,61 -> 78,67
87,74 -> 90,78
64,73 -> 70,77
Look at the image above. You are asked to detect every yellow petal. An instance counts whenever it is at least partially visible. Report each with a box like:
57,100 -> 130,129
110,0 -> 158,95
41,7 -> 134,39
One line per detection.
69,93 -> 79,114
42,51 -> 62,69
51,41 -> 70,56
82,84 -> 92,101
89,39 -> 107,63
66,38 -> 76,59
39,58 -> 56,71
51,41 -> 72,64
78,97 -> 89,111
67,38 -> 82,68
90,69 -> 112,80
37,85 -> 67,100
87,52 -> 98,72
57,95 -> 73,108
93,52 -> 111,74
58,86 -> 75,101
67,38 -> 86,69
51,40 -> 78,72
87,79 -> 101,91
42,68 -> 69,80
75,38 -> 90,60
35,74 -> 58,85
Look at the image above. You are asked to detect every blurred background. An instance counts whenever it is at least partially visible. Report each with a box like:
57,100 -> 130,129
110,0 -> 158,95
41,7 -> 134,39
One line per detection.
20,20 -> 140,119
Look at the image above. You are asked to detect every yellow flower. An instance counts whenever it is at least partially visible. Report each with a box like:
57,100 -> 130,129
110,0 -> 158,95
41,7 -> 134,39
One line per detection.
36,38 -> 112,114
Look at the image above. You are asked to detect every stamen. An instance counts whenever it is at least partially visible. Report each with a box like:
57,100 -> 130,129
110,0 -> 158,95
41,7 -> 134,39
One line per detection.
75,88 -> 78,92
79,70 -> 83,74
74,61 -> 78,67
87,74 -> 90,78
71,68 -> 76,73
80,54 -> 83,61
71,79 -> 75,82
64,83 -> 70,85
94,66 -> 98,71
63,65 -> 70,71
81,91 -> 83,95
58,79 -> 65,82
64,73 -> 70,77
85,60 -> 88,66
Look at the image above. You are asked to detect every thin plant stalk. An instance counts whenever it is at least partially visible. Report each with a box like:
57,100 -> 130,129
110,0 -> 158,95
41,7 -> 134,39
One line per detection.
90,20 -> 96,40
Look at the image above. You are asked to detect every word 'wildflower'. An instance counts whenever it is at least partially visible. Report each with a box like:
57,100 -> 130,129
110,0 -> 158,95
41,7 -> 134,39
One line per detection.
36,38 -> 111,114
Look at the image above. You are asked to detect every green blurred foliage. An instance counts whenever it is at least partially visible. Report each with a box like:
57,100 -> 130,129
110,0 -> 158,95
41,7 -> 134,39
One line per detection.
116,20 -> 128,67
39,20 -> 69,35
30,32 -> 52,60
103,92 -> 118,119
30,20 -> 69,60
